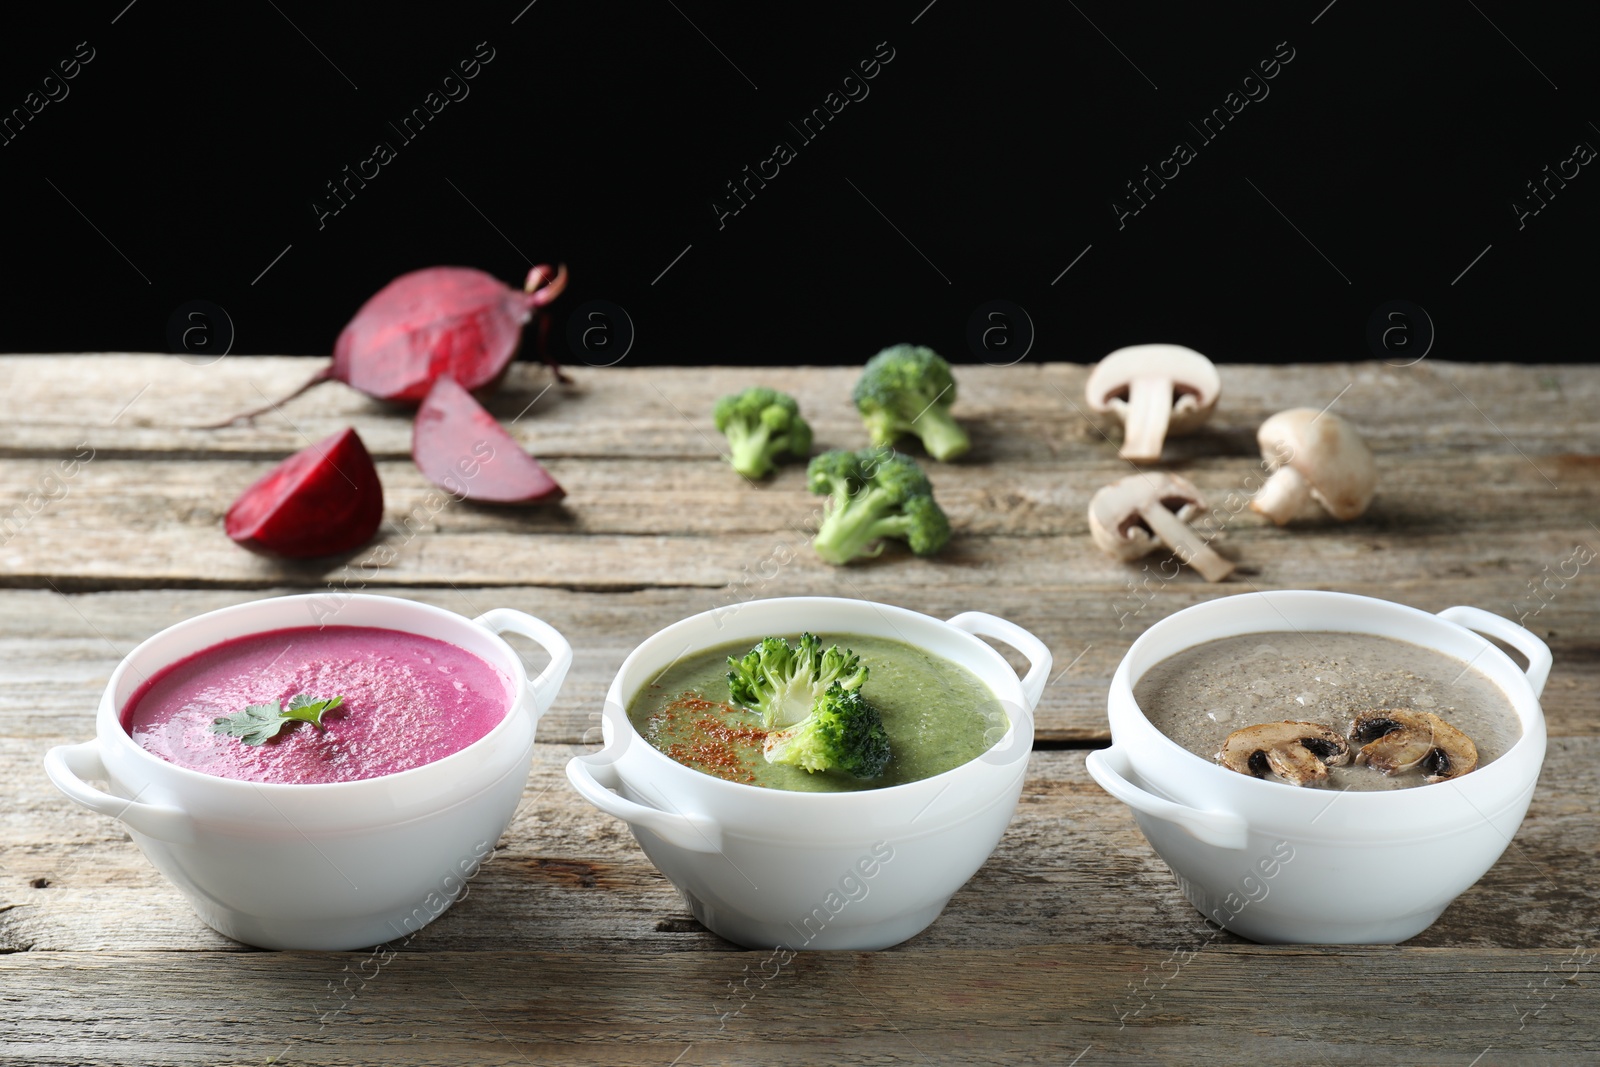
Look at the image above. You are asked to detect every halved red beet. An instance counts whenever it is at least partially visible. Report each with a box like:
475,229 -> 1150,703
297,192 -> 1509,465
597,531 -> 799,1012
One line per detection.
210,264 -> 567,426
225,428 -> 384,557
334,265 -> 566,402
413,376 -> 564,504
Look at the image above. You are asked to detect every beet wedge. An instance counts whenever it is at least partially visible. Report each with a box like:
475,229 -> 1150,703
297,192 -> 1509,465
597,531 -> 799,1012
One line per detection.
413,376 -> 565,504
207,264 -> 568,426
225,428 -> 384,557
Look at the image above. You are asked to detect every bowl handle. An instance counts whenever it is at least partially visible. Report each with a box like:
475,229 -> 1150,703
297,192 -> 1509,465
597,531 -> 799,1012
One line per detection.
1086,747 -> 1249,850
565,755 -> 724,854
473,609 -> 574,716
43,741 -> 195,844
946,612 -> 1053,710
1435,606 -> 1552,698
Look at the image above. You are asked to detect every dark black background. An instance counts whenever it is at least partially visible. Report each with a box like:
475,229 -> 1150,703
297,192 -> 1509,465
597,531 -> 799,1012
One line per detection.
1,1 -> 1594,365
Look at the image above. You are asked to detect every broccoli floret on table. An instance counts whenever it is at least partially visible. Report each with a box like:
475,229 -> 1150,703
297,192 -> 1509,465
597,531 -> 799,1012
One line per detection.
806,448 -> 951,565
726,632 -> 867,729
763,682 -> 891,779
712,387 -> 813,479
852,345 -> 970,461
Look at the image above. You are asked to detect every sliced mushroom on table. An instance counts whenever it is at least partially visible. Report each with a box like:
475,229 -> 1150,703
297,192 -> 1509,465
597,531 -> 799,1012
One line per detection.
1084,344 -> 1221,463
1217,720 -> 1352,786
1350,709 -> 1480,783
1087,472 -> 1235,583
1251,407 -> 1378,524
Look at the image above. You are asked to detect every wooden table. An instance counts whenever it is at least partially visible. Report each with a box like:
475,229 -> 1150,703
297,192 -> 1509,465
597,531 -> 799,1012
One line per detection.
2,355 -> 1597,1065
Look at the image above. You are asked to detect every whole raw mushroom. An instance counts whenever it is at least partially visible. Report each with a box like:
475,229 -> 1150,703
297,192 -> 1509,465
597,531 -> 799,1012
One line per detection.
1085,344 -> 1221,462
1087,472 -> 1234,583
1251,408 -> 1377,524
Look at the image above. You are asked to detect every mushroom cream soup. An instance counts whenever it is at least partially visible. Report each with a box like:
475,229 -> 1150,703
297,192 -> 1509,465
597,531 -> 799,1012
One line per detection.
1134,632 -> 1520,791
627,634 -> 1006,792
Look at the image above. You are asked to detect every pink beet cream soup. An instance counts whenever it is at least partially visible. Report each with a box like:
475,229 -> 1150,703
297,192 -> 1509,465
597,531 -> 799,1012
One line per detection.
122,625 -> 513,784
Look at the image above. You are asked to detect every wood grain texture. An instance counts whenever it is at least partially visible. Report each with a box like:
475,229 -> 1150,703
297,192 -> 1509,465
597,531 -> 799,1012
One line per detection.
1,356 -> 1597,459
2,946 -> 1597,1066
0,450 -> 1596,566
0,360 -> 1594,601
6,744 -> 1599,955
3,358 -> 1599,1065
1,585 -> 1596,746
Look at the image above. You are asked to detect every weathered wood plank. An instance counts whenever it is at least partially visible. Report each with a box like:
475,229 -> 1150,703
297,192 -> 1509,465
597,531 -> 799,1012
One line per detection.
0,586 -> 1595,747
2,357 -> 1597,1064
6,743 -> 1598,954
1,944 -> 1595,1066
0,356 -> 1596,460
0,456 -> 1594,589
2,450 -> 1596,540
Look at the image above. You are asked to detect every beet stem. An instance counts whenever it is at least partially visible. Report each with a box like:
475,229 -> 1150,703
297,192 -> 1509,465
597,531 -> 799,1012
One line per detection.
525,262 -> 572,384
535,312 -> 572,384
525,263 -> 568,304
201,366 -> 335,429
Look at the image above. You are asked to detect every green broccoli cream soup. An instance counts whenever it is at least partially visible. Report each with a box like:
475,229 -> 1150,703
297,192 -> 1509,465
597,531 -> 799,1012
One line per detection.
627,634 -> 1006,792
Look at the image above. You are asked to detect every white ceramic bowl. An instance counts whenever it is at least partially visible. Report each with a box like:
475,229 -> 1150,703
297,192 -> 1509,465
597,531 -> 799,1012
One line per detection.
1086,591 -> 1550,944
566,596 -> 1050,950
44,594 -> 571,950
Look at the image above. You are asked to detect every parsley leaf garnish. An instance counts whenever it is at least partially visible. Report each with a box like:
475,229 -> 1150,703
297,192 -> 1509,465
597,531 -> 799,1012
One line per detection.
211,694 -> 344,746
283,693 -> 343,726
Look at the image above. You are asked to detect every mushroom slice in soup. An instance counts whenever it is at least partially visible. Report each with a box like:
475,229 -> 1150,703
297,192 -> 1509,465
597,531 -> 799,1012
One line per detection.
1350,709 -> 1479,783
1217,720 -> 1351,786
